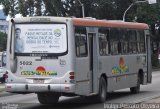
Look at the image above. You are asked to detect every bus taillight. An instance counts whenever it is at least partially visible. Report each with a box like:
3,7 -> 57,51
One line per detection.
69,75 -> 74,79
4,71 -> 8,79
69,72 -> 75,80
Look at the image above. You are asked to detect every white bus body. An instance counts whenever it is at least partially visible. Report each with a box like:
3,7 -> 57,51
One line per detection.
5,17 -> 151,103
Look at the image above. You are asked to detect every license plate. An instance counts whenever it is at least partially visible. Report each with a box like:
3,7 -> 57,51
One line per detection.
33,79 -> 44,84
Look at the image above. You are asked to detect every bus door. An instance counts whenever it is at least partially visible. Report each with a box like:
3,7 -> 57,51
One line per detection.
146,31 -> 152,83
88,33 -> 98,93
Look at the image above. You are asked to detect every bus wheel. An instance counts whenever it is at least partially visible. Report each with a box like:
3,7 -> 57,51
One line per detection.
96,77 -> 107,103
37,93 -> 60,104
130,75 -> 140,94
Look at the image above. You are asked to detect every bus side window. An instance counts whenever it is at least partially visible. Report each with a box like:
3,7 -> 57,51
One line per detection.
75,27 -> 88,57
120,29 -> 129,54
128,30 -> 137,54
110,28 -> 120,55
98,28 -> 109,56
137,30 -> 145,53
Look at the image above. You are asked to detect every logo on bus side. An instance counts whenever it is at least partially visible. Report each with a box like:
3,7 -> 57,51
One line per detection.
112,57 -> 129,75
21,66 -> 57,76
54,29 -> 61,37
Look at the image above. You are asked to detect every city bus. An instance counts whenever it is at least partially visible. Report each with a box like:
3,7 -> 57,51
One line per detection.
5,17 -> 151,104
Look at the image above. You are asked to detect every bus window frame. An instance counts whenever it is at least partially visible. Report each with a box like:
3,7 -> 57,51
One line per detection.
13,22 -> 68,57
128,29 -> 138,54
98,27 -> 146,56
136,30 -> 146,54
109,28 -> 122,55
75,26 -> 88,58
98,27 -> 110,56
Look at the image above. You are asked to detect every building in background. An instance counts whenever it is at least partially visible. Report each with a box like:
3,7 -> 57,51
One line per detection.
0,10 -> 8,33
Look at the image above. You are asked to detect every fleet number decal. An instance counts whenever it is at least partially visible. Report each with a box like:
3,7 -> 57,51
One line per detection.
20,61 -> 32,65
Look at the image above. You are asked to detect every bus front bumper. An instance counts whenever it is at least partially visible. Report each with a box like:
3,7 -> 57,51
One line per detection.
5,83 -> 75,93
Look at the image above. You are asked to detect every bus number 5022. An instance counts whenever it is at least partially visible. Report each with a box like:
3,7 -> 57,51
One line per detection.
20,61 -> 32,65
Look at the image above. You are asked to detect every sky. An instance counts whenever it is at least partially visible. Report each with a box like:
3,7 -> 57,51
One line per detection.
0,5 -> 3,9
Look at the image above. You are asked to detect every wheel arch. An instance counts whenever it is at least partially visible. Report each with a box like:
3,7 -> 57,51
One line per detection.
99,73 -> 108,91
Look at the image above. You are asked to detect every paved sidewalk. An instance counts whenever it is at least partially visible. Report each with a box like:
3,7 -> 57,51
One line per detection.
143,96 -> 160,103
134,97 -> 160,109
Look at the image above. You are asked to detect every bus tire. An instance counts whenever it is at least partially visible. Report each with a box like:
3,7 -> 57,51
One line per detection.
37,93 -> 59,104
130,75 -> 140,94
96,77 -> 107,103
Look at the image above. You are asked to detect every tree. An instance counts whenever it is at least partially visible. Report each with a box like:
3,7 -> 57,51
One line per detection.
26,0 -> 35,16
114,0 -> 135,20
135,3 -> 160,24
43,0 -> 65,16
90,0 -> 116,19
0,0 -> 17,17
18,0 -> 28,17
0,32 -> 7,51
35,0 -> 42,16
135,3 -> 160,49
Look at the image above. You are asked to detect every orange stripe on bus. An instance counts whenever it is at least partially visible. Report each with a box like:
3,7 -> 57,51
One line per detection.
73,18 -> 149,29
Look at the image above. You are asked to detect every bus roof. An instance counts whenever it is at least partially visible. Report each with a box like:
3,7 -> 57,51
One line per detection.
73,18 -> 149,30
10,16 -> 149,30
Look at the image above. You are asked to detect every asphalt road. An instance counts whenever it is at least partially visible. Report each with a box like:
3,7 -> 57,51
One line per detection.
0,71 -> 160,109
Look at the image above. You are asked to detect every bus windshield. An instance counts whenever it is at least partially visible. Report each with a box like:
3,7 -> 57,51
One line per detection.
14,24 -> 67,54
